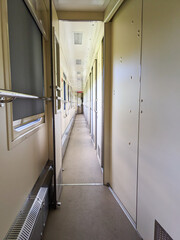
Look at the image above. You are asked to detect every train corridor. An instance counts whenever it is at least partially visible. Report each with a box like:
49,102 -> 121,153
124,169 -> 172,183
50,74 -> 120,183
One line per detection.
43,114 -> 141,240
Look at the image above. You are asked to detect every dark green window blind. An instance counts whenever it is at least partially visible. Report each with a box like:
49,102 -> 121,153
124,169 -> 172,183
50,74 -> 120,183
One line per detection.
7,0 -> 44,121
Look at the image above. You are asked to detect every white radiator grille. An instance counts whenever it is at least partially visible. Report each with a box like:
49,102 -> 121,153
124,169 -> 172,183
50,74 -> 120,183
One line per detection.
4,188 -> 48,240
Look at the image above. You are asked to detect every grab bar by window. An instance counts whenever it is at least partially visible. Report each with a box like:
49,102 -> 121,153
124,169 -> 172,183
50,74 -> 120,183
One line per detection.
0,89 -> 51,106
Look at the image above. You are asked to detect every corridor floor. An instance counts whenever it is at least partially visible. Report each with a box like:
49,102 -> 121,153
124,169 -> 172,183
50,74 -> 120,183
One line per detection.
43,114 -> 142,240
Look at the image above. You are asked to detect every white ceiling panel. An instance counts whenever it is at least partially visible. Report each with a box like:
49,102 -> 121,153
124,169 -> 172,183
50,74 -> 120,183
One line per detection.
59,20 -> 104,91
54,0 -> 110,11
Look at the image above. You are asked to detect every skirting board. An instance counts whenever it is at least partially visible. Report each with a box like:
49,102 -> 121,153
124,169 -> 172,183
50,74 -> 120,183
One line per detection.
108,187 -> 143,240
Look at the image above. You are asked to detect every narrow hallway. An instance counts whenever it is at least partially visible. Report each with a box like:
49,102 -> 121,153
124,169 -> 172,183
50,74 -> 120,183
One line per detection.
43,115 -> 141,240
62,114 -> 103,184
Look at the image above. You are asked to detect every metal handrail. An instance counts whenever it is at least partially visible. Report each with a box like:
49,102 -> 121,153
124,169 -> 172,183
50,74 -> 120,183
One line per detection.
56,86 -> 62,91
0,89 -> 51,103
56,97 -> 76,104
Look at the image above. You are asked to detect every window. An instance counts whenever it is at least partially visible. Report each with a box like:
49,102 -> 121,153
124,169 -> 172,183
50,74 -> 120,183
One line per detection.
4,0 -> 46,148
8,0 -> 45,121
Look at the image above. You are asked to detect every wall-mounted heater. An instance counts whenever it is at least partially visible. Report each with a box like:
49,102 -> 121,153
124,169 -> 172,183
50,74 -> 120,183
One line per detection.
4,161 -> 53,240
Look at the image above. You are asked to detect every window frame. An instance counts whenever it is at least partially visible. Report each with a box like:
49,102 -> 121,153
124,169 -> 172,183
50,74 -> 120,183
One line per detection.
1,0 -> 47,150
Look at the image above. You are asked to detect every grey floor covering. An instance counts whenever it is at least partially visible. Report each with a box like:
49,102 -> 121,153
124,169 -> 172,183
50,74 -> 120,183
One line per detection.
43,114 -> 142,240
62,114 -> 103,184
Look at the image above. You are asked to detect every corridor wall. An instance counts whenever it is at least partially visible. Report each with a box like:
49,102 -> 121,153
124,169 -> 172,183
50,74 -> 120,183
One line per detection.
51,1 -> 63,200
59,21 -> 76,137
138,0 -> 180,239
110,0 -> 180,239
84,35 -> 103,166
111,0 -> 142,222
96,43 -> 103,166
0,0 -> 50,238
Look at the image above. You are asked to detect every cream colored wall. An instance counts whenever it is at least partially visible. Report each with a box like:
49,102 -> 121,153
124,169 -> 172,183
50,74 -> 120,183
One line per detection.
59,21 -> 76,137
61,106 -> 76,136
51,2 -> 63,199
137,0 -> 180,239
83,37 -> 103,166
96,43 -> 103,165
60,70 -> 76,136
83,75 -> 91,130
92,60 -> 97,145
110,0 -> 180,239
57,11 -> 104,21
110,0 -> 142,221
0,0 -> 49,238
103,22 -> 111,184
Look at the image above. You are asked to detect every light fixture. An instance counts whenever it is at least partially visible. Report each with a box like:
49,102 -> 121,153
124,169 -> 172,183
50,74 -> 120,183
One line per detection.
74,32 -> 83,45
76,59 -> 81,65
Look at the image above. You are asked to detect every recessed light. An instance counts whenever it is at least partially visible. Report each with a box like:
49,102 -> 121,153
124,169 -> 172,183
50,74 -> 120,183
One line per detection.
74,32 -> 83,45
76,59 -> 81,65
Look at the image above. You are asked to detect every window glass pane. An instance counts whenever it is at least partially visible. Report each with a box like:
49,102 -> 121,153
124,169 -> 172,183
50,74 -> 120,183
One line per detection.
7,0 -> 44,121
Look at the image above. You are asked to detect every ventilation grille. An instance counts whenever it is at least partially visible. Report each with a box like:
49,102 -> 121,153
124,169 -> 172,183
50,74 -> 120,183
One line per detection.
154,220 -> 173,240
74,32 -> 82,45
4,188 -> 48,240
18,199 -> 42,240
76,59 -> 81,65
4,200 -> 33,240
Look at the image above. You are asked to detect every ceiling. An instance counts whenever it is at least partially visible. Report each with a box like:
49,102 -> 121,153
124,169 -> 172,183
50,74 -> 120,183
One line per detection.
54,0 -> 110,11
59,21 -> 103,91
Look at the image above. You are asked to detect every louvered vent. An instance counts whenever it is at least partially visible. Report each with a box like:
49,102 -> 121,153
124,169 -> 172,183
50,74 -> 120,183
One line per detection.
76,59 -> 81,65
74,32 -> 82,45
18,199 -> 42,240
154,220 -> 173,240
4,200 -> 33,240
4,188 -> 48,240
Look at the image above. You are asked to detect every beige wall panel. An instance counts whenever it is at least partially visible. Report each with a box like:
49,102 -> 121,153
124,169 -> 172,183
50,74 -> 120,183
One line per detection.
92,60 -> 97,147
52,2 -> 59,37
62,108 -> 76,136
59,23 -> 76,138
97,44 -> 103,165
51,2 -> 63,200
0,1 -> 49,238
0,12 -> 4,89
137,1 -> 180,239
103,22 -> 111,184
0,113 -> 48,239
88,76 -> 91,129
55,112 -> 62,197
57,11 -> 104,21
111,0 -> 142,221
90,72 -> 93,137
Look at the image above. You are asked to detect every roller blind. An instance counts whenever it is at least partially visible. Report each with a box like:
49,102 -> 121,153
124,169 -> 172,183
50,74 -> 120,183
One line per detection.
7,0 -> 44,121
